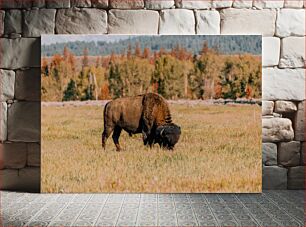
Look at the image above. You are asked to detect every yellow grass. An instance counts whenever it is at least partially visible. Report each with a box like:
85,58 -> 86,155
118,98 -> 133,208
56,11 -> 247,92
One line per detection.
41,103 -> 262,193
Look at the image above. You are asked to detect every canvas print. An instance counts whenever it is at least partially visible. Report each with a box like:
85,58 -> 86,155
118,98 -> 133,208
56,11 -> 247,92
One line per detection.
41,35 -> 262,193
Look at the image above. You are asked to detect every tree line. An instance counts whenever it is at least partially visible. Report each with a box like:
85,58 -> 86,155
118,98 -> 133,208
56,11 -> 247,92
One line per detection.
41,42 -> 261,101
42,35 -> 261,57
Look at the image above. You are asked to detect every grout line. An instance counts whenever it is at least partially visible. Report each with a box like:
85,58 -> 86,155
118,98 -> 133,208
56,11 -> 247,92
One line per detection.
70,194 -> 93,226
187,194 -> 199,226
233,194 -> 262,226
93,193 -> 110,226
201,194 -> 220,226
114,194 -> 126,226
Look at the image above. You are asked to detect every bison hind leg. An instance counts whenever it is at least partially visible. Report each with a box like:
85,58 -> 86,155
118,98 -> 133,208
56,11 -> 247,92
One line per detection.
112,126 -> 122,152
102,126 -> 114,150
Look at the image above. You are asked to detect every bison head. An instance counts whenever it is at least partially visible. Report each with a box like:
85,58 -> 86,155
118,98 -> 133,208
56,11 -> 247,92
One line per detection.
155,123 -> 181,150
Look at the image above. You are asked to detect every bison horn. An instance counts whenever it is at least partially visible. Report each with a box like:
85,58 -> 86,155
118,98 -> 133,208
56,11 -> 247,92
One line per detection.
160,128 -> 165,136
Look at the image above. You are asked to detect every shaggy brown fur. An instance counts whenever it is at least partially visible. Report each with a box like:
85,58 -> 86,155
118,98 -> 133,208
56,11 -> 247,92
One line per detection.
102,93 -> 172,151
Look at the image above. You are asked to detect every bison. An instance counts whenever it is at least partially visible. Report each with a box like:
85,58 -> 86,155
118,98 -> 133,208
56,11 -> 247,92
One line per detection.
102,93 -> 181,151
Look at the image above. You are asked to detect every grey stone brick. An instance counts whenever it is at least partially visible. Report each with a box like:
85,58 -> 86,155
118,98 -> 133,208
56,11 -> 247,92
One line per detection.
71,0 -> 92,7
0,167 -> 40,192
0,10 -> 4,35
195,10 -> 220,34
262,143 -> 277,166
56,8 -> 107,34
27,143 -> 40,167
276,9 -> 305,37
110,0 -> 144,8
32,0 -> 46,8
0,38 -> 40,69
262,101 -> 274,116
8,102 -> 41,142
220,8 -> 276,36
159,9 -> 195,34
263,166 -> 287,189
91,0 -> 108,8
0,142 -> 27,169
0,69 -> 15,102
278,141 -> 301,167
0,0 -> 32,9
175,0 -> 212,9
108,10 -> 159,34
145,0 -> 175,9
23,9 -> 56,37
4,10 -> 22,34
46,0 -> 70,8
15,68 -> 41,101
0,102 -> 7,142
262,118 -> 294,142
288,166 -> 304,189
262,68 -> 305,101
274,101 -> 297,113
294,101 -> 305,141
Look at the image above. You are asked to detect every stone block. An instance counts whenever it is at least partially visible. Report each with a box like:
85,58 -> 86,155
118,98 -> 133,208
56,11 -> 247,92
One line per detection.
0,0 -> 32,9
212,0 -> 233,8
32,0 -> 46,8
46,0 -> 70,8
23,9 -> 56,37
294,101 -> 305,141
91,0 -> 108,8
262,37 -> 280,66
284,0 -> 304,8
56,8 -> 107,34
71,0 -> 91,7
275,101 -> 297,113
195,10 -> 220,34
27,143 -> 40,167
232,0 -> 253,8
159,9 -> 195,34
262,101 -> 274,116
175,0 -> 212,8
145,0 -> 175,9
0,38 -> 40,69
278,141 -> 301,167
0,11 -> 4,35
220,9 -> 276,36
0,143 -> 27,169
0,69 -> 15,102
110,0 -> 144,8
108,10 -> 159,34
8,102 -> 40,142
253,0 -> 284,8
0,102 -> 7,142
0,168 -> 40,192
288,166 -> 304,189
15,68 -> 41,102
262,143 -> 277,166
262,68 -> 305,101
262,118 -> 294,142
276,9 -> 305,37
280,37 -> 305,68
263,166 -> 287,189
4,10 -> 22,35
301,142 -> 305,165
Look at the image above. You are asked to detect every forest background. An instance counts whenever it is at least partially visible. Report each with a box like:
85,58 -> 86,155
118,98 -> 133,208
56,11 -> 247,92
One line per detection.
41,35 -> 262,101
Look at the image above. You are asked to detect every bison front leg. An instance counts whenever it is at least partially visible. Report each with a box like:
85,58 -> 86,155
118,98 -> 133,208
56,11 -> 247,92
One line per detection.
112,126 -> 122,152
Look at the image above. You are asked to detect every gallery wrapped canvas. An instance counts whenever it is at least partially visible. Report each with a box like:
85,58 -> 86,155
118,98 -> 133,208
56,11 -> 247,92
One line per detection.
41,35 -> 262,193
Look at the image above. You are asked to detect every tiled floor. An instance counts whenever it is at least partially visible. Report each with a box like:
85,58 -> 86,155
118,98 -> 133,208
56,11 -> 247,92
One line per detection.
1,190 -> 304,226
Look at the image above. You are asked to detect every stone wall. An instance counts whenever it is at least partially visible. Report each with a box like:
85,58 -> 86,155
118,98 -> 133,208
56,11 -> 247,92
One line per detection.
0,0 -> 305,192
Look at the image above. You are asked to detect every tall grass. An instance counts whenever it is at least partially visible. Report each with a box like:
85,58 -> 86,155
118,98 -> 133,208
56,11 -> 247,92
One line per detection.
41,103 -> 261,193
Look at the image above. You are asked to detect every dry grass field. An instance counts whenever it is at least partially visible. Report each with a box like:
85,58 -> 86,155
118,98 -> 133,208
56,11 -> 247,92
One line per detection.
41,103 -> 262,193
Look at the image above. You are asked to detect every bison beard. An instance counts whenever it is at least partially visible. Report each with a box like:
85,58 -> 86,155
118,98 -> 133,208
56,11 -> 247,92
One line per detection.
102,93 -> 181,151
